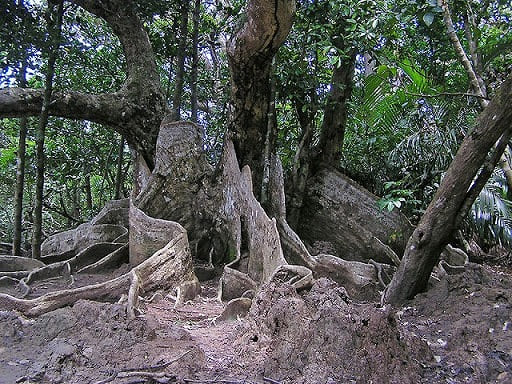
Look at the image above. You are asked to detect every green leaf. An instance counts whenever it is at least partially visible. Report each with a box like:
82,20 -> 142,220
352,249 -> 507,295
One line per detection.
423,12 -> 435,26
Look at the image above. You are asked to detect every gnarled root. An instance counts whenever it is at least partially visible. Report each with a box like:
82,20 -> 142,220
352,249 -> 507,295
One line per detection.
0,222 -> 198,317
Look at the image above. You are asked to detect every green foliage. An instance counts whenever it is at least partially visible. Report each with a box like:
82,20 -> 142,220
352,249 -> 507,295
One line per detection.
377,181 -> 420,212
468,171 -> 512,248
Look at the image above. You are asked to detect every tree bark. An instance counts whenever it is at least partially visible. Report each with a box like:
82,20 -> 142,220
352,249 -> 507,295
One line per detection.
171,0 -> 190,121
13,62 -> 29,256
441,0 -> 512,193
287,52 -> 356,228
84,173 -> 93,212
384,75 -> 512,305
226,0 -> 295,198
32,0 -> 64,260
190,0 -> 201,123
313,51 -> 356,167
114,136 -> 125,200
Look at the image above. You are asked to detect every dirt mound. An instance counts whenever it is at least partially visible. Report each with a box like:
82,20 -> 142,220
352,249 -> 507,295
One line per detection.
400,263 -> 512,383
0,299 -> 204,384
233,278 -> 431,383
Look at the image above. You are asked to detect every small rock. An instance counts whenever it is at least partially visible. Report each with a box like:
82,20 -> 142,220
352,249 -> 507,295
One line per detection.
218,297 -> 252,321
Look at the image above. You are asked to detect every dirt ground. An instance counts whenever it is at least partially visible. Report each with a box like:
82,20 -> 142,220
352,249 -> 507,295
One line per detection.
1,262 -> 511,384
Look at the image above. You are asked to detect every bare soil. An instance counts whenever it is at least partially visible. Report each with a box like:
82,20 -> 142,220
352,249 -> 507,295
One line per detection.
1,263 -> 511,384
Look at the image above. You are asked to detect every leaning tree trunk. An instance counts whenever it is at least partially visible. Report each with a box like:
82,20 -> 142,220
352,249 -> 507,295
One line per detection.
384,74 -> 512,305
226,0 -> 295,199
441,0 -> 512,194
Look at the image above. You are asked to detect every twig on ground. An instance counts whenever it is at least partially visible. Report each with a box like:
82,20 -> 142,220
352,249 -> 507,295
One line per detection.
183,379 -> 248,384
93,349 -> 193,384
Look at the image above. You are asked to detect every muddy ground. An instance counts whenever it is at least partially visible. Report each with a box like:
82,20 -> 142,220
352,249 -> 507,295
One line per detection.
1,263 -> 511,384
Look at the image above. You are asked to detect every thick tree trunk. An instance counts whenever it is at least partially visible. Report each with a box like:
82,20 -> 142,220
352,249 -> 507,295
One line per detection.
384,75 -> 512,305
226,0 -> 295,198
297,168 -> 413,264
32,1 -> 64,260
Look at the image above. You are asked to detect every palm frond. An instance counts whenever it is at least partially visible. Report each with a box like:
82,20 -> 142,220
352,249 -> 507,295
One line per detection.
468,170 -> 512,247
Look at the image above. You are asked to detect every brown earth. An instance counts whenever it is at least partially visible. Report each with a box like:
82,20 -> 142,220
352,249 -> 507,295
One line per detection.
0,263 -> 511,384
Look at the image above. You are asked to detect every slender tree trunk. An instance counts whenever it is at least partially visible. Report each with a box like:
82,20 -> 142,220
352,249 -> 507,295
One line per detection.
114,136 -> 125,199
384,75 -> 512,305
13,117 -> 28,256
13,62 -> 29,256
314,50 -> 356,167
32,1 -> 64,259
286,51 -> 355,228
260,61 -> 278,210
84,174 -> 93,212
441,0 -> 512,192
286,99 -> 316,229
171,0 -> 190,121
190,0 -> 200,123
165,58 -> 175,103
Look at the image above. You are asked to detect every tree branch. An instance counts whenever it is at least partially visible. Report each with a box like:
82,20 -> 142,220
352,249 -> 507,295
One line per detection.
404,90 -> 490,100
0,87 -> 124,126
441,0 -> 486,108
70,0 -> 160,91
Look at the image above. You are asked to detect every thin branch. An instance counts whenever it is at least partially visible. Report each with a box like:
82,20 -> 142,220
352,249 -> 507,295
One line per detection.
404,90 -> 490,100
42,202 -> 81,223
441,0 -> 487,108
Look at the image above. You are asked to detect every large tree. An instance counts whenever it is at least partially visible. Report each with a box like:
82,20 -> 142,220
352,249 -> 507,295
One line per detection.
2,0 -> 509,316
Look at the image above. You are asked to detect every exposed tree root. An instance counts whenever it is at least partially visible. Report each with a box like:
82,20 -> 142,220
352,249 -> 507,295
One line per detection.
0,122 -> 407,316
24,242 -> 124,285
77,243 -> 129,273
0,271 -> 30,279
93,348 -> 194,384
0,217 -> 198,317
218,142 -> 396,301
127,269 -> 141,319
41,223 -> 127,264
